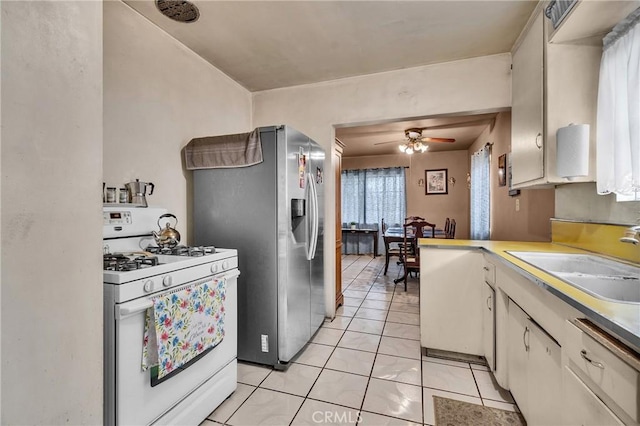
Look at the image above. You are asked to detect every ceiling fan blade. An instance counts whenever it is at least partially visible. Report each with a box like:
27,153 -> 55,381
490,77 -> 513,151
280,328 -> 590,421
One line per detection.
373,139 -> 404,146
421,137 -> 455,143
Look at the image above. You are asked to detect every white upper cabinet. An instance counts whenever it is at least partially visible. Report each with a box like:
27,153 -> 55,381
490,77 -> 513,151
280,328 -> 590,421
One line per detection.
511,12 -> 545,185
511,8 -> 602,189
547,0 -> 640,45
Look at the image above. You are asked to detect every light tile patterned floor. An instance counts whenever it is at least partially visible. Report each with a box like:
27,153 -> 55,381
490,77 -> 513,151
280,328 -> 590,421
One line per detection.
203,255 -> 519,425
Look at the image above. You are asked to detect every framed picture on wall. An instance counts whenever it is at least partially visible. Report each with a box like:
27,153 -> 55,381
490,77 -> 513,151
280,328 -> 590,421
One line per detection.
498,154 -> 507,187
425,169 -> 448,195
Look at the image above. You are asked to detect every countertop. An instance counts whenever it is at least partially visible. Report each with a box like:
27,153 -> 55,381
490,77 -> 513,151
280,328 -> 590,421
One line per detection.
418,239 -> 640,351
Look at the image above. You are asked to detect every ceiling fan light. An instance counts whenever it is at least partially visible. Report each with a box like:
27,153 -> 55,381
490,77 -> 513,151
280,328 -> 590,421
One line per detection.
421,145 -> 429,152
406,147 -> 414,154
399,144 -> 407,152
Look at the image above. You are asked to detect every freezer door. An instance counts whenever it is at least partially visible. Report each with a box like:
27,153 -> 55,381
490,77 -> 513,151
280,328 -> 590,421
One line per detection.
193,128 -> 278,366
308,139 -> 326,333
277,126 -> 312,363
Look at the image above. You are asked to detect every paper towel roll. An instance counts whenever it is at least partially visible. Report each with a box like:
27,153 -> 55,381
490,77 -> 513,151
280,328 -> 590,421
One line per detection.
556,123 -> 589,180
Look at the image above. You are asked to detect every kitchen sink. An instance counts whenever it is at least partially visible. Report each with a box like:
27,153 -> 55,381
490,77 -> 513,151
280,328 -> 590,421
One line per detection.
507,251 -> 640,304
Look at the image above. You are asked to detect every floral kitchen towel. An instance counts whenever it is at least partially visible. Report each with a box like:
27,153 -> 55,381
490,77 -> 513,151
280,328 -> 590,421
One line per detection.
142,278 -> 226,379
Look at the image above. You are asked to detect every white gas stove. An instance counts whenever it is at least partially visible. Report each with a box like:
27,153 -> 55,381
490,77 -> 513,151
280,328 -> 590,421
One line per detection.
103,206 -> 238,426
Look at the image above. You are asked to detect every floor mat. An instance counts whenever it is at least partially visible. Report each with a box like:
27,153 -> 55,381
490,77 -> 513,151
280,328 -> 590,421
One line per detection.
433,396 -> 526,426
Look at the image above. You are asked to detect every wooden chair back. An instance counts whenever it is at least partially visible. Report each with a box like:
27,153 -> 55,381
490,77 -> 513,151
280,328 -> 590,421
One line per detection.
404,216 -> 425,223
404,218 -> 436,239
397,220 -> 432,290
422,222 -> 436,238
447,219 -> 456,239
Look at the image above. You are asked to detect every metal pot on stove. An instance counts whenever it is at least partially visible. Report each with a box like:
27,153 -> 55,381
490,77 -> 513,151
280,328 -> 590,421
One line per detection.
153,213 -> 181,248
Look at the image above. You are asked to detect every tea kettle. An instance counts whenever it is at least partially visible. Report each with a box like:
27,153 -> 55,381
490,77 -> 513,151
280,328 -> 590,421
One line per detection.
125,179 -> 154,207
153,213 -> 181,248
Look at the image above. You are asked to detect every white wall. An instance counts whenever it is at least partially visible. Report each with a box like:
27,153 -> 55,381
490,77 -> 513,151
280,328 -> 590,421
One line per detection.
1,1 -> 103,423
103,1 -> 252,242
253,53 -> 512,316
344,152 -> 471,238
555,183 -> 640,225
408,151 -> 471,238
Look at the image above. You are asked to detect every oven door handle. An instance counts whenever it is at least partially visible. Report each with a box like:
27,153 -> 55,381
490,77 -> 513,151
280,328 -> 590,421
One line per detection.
217,269 -> 240,280
116,298 -> 153,320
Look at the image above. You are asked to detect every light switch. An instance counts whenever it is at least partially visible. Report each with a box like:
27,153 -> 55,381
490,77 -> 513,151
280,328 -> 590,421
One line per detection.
515,199 -> 520,212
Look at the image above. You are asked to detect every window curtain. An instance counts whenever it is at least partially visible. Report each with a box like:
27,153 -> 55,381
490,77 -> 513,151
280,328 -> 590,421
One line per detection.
470,146 -> 491,240
341,170 -> 366,225
596,7 -> 640,196
342,167 -> 406,255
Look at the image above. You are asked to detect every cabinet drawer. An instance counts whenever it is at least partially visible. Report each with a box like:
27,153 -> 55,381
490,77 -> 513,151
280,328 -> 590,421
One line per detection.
483,260 -> 496,287
564,320 -> 639,422
563,366 -> 624,425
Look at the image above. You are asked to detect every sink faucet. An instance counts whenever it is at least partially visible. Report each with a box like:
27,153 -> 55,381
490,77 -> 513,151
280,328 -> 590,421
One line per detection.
620,225 -> 640,245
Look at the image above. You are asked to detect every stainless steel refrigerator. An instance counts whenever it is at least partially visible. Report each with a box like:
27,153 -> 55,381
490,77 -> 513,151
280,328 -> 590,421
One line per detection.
192,125 -> 325,368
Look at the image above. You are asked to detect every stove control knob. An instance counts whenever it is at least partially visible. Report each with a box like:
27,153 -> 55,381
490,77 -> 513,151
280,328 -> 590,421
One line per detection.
222,261 -> 230,270
210,263 -> 219,274
162,275 -> 173,287
143,280 -> 153,293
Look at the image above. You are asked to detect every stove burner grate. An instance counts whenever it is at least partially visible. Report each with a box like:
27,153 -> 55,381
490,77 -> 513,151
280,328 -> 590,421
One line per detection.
145,245 -> 216,257
103,253 -> 160,272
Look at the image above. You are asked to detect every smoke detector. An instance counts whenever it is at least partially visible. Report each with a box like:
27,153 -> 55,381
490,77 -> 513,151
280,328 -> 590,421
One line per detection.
156,0 -> 200,23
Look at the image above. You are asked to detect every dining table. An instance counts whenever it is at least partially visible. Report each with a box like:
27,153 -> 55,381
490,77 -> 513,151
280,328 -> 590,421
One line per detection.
383,225 -> 446,279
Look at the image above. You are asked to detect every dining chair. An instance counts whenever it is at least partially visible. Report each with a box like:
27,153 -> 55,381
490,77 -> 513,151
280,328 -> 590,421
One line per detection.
446,219 -> 456,238
382,218 -> 403,275
433,217 -> 449,238
403,216 -> 435,237
394,219 -> 430,291
404,216 -> 425,223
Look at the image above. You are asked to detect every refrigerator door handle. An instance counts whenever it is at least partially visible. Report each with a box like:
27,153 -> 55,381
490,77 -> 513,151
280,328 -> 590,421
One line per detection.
305,172 -> 313,260
311,174 -> 319,259
307,172 -> 319,260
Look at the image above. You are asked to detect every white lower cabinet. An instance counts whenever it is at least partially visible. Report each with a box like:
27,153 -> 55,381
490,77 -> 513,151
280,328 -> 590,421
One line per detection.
563,320 -> 639,424
507,299 -> 561,425
507,300 -> 530,418
482,281 -> 496,372
420,248 -> 484,355
563,366 -> 624,425
527,318 -> 562,425
421,248 -> 639,425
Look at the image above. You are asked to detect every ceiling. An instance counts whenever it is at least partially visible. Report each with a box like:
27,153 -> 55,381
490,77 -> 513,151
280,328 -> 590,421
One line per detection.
123,1 -> 533,157
123,1 -> 536,92
336,112 -> 500,157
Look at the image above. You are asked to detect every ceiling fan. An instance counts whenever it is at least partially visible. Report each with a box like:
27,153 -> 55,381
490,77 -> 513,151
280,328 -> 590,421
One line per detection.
374,127 -> 455,154
371,117 -> 495,154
